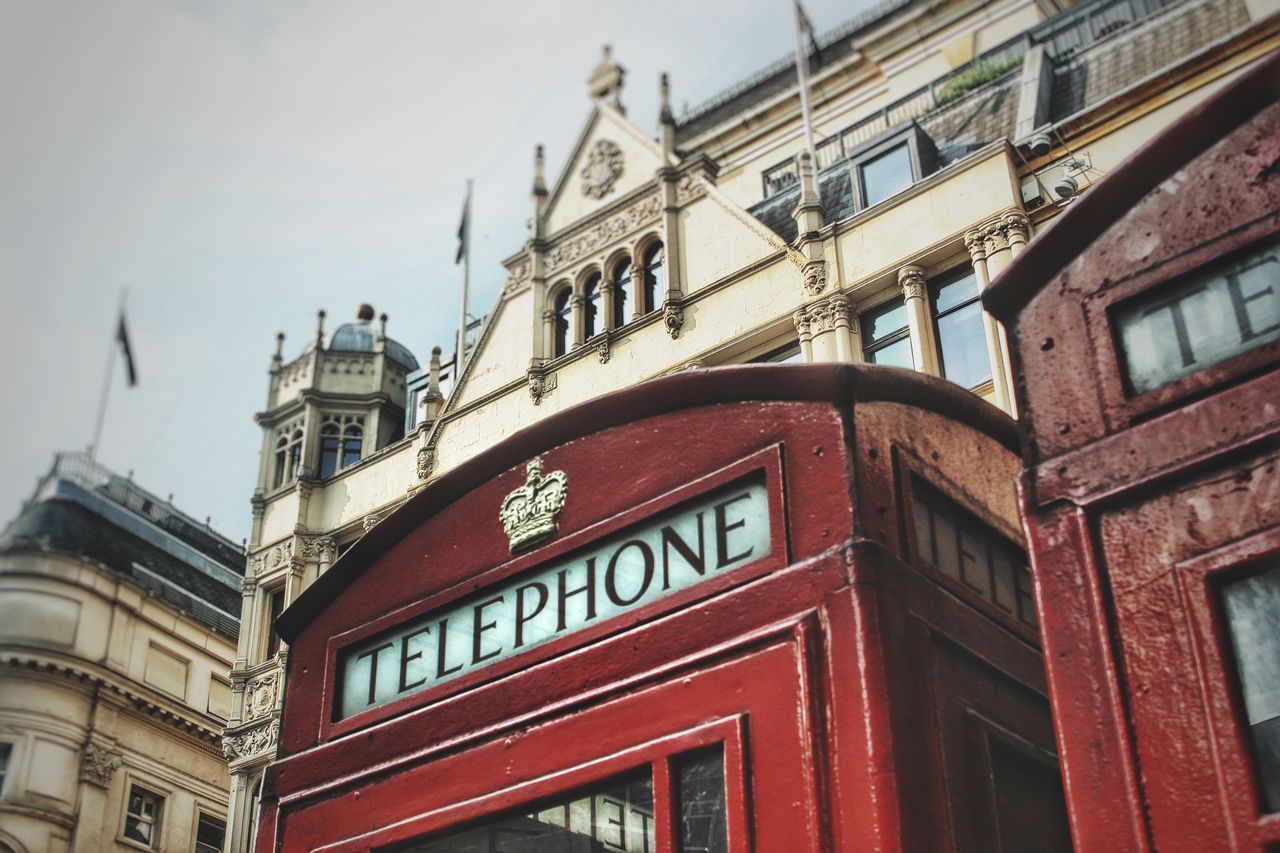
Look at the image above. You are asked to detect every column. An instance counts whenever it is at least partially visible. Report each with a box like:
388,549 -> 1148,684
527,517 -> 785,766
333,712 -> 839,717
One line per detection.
793,310 -> 814,363
899,265 -> 940,375
831,293 -> 854,362
570,295 -> 585,347
966,229 -> 1013,414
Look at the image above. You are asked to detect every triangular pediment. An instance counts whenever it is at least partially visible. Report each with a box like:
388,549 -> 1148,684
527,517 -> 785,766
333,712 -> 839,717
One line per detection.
542,103 -> 665,236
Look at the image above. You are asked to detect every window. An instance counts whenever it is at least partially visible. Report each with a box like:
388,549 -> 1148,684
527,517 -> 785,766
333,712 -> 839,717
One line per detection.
677,748 -> 728,853
932,268 -> 992,389
1115,233 -> 1280,395
1220,559 -> 1280,812
912,476 -> 1037,629
612,258 -> 633,328
124,785 -> 163,847
0,743 -> 10,796
642,243 -> 664,313
750,342 -> 803,364
553,288 -> 572,357
848,123 -> 938,212
861,299 -> 914,369
195,812 -> 226,853
266,587 -> 286,659
582,273 -> 602,339
860,143 -> 913,207
318,414 -> 365,478
272,424 -> 303,489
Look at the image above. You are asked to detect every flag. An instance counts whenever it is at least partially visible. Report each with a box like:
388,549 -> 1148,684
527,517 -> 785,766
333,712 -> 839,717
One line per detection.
116,312 -> 137,387
455,185 -> 470,265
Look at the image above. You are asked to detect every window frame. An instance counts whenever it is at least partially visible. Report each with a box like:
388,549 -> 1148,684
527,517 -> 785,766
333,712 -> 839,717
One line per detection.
610,256 -> 633,329
264,584 -> 287,660
847,123 -> 938,213
930,266 -> 993,390
193,808 -> 228,853
1085,221 -> 1280,429
1176,526 -> 1280,844
0,741 -> 11,798
551,284 -> 573,358
119,779 -> 167,851
860,296 -> 913,368
640,241 -> 665,315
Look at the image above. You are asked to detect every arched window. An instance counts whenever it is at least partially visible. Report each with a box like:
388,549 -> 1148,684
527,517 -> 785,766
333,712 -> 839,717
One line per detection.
318,414 -> 366,477
642,243 -> 665,313
612,258 -> 632,328
342,423 -> 363,468
583,273 -> 602,339
553,288 -> 572,357
273,424 -> 304,488
318,424 -> 341,478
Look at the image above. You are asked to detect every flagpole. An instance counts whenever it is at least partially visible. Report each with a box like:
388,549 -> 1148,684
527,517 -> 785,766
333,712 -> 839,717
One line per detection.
456,179 -> 472,379
792,1 -> 820,167
90,288 -> 127,464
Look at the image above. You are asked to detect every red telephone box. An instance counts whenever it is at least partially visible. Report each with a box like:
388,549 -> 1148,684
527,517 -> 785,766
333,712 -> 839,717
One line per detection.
258,364 -> 1071,851
983,54 -> 1280,852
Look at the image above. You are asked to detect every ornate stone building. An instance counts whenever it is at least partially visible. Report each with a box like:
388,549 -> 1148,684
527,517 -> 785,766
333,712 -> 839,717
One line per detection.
0,452 -> 240,853
225,0 -> 1280,846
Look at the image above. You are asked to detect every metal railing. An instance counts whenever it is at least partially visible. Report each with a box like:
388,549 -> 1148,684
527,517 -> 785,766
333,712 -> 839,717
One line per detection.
759,0 -> 1185,198
48,451 -> 245,568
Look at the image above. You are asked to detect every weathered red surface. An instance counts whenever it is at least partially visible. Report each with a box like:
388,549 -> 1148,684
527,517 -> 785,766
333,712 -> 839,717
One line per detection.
985,51 -> 1280,852
259,364 -> 1060,852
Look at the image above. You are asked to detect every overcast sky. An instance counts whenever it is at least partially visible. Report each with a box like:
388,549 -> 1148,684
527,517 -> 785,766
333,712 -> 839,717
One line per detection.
0,0 -> 870,544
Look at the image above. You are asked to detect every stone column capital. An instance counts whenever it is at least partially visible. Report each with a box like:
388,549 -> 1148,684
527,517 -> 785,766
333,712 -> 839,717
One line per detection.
898,264 -> 927,301
964,230 -> 988,262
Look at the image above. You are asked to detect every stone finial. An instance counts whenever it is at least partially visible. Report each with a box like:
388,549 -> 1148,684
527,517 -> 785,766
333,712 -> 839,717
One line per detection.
658,73 -> 676,160
533,145 -> 547,195
315,309 -> 326,347
378,312 -> 388,340
588,45 -> 625,110
357,303 -> 375,321
792,150 -> 825,237
428,346 -> 442,394
273,332 -> 285,365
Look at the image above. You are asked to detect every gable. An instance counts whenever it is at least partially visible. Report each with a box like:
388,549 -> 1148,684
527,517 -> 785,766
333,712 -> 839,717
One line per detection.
544,105 -> 665,236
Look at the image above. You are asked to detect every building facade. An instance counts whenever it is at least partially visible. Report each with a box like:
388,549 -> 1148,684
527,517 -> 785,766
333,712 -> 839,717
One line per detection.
0,452 -> 241,853
225,0 -> 1280,846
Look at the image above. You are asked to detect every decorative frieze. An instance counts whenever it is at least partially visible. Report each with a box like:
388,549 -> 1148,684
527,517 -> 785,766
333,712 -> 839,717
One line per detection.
675,173 -> 707,205
544,192 -> 662,274
80,742 -> 122,787
222,721 -> 279,763
248,539 -> 293,576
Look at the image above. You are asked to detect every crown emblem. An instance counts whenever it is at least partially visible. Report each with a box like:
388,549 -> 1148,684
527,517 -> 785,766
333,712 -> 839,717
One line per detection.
499,458 -> 568,552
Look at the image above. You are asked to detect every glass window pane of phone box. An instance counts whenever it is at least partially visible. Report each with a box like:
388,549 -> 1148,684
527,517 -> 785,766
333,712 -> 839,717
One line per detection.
1220,560 -> 1280,813
1115,235 -> 1280,395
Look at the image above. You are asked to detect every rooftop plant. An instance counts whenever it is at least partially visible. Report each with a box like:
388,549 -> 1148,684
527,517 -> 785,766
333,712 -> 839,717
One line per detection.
936,54 -> 1025,106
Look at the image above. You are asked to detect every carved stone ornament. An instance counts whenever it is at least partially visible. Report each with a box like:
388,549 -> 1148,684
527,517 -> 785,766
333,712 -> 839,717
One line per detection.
527,367 -> 557,405
663,301 -> 684,339
675,173 -> 707,205
244,670 -> 278,722
595,334 -> 611,364
545,192 -> 660,273
499,458 -> 568,553
581,139 -> 624,199
363,513 -> 380,533
898,265 -> 927,301
297,536 -> 335,563
416,445 -> 434,480
802,261 -> 828,296
222,721 -> 279,762
80,743 -> 122,787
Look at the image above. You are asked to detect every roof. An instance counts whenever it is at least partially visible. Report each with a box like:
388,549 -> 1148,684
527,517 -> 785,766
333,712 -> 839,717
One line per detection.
983,48 -> 1280,321
327,317 -> 420,371
1,492 -> 241,639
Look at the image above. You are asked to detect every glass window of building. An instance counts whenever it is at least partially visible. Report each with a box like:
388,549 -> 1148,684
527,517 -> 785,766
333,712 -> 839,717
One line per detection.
612,258 -> 632,328
195,813 -> 227,853
932,269 -> 992,389
123,785 -> 163,847
643,244 -> 665,313
553,288 -> 572,357
861,299 -> 914,369
266,588 -> 286,659
1220,560 -> 1280,812
583,273 -> 602,338
318,423 -> 341,479
750,342 -> 803,364
0,743 -> 9,796
341,422 -> 363,469
859,143 -> 913,207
